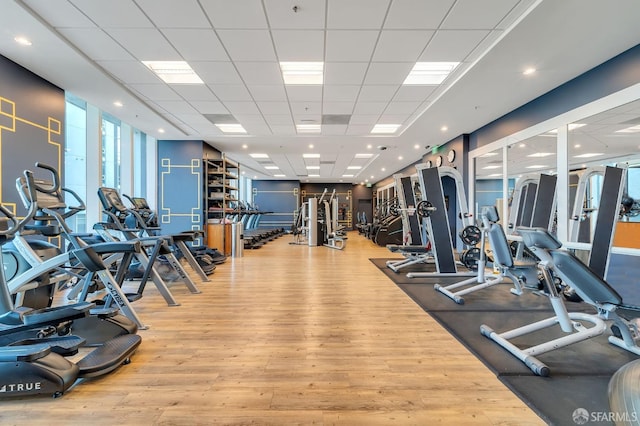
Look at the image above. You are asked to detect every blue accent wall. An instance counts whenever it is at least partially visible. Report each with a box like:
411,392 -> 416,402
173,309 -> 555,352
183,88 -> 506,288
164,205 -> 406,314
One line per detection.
0,54 -> 65,216
157,140 -> 204,240
252,180 -> 300,229
470,43 -> 640,150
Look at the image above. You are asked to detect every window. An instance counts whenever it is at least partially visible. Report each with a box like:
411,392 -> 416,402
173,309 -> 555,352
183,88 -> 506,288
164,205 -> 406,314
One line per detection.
101,113 -> 121,189
64,94 -> 87,232
133,129 -> 147,198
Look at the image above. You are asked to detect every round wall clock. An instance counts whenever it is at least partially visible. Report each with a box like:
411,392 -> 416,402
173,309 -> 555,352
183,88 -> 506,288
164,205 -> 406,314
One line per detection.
447,149 -> 456,163
425,160 -> 432,168
435,156 -> 443,167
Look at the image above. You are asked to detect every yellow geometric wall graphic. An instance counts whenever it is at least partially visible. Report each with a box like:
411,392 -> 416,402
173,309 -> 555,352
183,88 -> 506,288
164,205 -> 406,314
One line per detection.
159,157 -> 202,233
0,95 -> 62,210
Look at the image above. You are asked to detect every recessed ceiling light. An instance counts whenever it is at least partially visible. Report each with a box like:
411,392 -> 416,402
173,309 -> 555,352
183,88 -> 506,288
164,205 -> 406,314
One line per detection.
242,171 -> 246,175
274,174 -> 286,177
347,166 -> 362,170
250,153 -> 269,159
142,61 -> 203,84
574,153 -> 604,158
355,153 -> 373,159
280,62 -> 323,85
441,126 -> 448,132
574,144 -> 581,148
303,153 -> 320,158
616,125 -> 640,133
414,144 -> 420,149
527,152 -> 554,157
296,124 -> 321,133
367,144 -> 372,149
306,165 -> 320,170
381,167 -> 386,172
371,124 -> 401,134
308,144 -> 314,148
158,128 -> 165,133
526,165 -> 547,169
242,144 -> 248,149
265,166 -> 279,170
370,175 -> 374,179
403,62 -> 459,85
308,174 -> 320,177
215,123 -> 247,134
398,156 -> 403,160
253,176 -> 257,179
519,143 -> 526,148
342,174 -> 354,178
523,67 -> 536,76
483,165 -> 501,170
14,36 -> 32,46
113,101 -> 123,107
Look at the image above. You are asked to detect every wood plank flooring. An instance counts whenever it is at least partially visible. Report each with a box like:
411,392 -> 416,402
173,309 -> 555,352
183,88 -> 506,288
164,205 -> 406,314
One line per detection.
0,232 -> 544,425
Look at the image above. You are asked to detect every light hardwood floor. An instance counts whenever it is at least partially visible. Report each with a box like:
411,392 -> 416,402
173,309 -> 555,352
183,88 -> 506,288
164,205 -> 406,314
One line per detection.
0,232 -> 544,425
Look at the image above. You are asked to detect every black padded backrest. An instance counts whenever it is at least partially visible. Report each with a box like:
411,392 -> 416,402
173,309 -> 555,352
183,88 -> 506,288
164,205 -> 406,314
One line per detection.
550,250 -> 622,306
98,187 -> 128,213
17,177 -> 66,210
400,176 -> 422,245
518,227 -> 562,250
487,223 -> 513,268
530,174 -> 557,228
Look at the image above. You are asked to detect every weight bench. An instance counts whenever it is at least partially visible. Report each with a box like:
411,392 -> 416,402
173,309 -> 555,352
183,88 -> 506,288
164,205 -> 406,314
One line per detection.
386,245 -> 433,272
434,206 -> 537,304
481,227 -> 640,376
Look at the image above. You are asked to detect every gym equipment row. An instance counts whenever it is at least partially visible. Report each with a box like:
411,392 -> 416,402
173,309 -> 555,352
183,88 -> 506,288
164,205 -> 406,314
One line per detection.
0,167 -> 142,398
291,189 -> 346,250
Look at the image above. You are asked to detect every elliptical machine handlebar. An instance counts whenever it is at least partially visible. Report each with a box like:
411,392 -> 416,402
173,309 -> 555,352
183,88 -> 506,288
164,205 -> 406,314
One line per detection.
0,170 -> 39,237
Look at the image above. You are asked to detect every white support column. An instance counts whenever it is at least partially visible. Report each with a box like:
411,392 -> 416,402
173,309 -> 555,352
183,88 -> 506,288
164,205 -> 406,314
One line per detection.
85,104 -> 102,229
556,125 -> 569,242
119,123 -> 133,198
146,135 -> 158,211
502,146 -> 509,228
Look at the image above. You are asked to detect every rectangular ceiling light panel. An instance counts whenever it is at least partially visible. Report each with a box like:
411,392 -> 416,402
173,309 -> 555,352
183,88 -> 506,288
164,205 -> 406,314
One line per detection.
215,123 -> 247,133
296,124 -> 321,133
280,62 -> 324,85
142,61 -> 203,84
371,124 -> 401,134
403,62 -> 459,85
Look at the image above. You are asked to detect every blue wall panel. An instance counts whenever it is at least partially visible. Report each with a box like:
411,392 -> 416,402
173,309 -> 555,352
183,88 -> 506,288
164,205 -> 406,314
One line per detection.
0,54 -> 65,216
157,140 -> 204,241
252,180 -> 300,229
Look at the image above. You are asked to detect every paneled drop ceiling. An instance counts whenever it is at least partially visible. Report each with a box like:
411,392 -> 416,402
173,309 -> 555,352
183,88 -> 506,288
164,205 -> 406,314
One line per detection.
1,0 -> 640,182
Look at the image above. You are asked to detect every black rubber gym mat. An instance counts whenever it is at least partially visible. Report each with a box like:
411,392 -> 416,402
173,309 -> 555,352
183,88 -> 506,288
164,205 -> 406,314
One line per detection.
370,257 -> 636,426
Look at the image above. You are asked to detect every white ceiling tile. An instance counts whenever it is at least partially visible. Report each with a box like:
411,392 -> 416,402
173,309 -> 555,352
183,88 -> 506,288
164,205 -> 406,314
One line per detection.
209,85 -> 253,101
357,85 -> 399,102
235,62 -> 283,85
264,0 -> 326,29
321,125 -> 347,135
191,62 -> 243,85
58,28 -> 134,61
68,0 -> 154,28
161,29 -> 228,61
271,30 -> 324,61
419,30 -> 489,62
346,125 -> 375,135
323,85 -> 360,102
327,0 -> 390,29
97,60 -> 158,84
247,85 -> 288,101
171,85 -> 218,101
223,101 -> 261,115
364,62 -> 414,85
290,102 -> 322,115
325,31 -> 379,62
373,30 -> 434,62
154,100 -> 199,114
233,114 -> 267,124
323,102 -> 355,114
393,85 -> 436,101
264,115 -> 294,125
128,84 -> 182,101
349,115 -> 380,125
353,102 -> 387,115
106,29 -> 180,60
292,113 -> 322,124
243,122 -> 272,135
216,30 -> 277,61
441,0 -> 520,29
257,101 -> 290,115
24,0 -> 96,27
286,86 -> 323,102
269,125 -> 296,135
378,113 -> 412,123
189,101 -> 229,114
174,113 -> 214,126
384,0 -> 455,29
323,63 -> 368,87
136,0 -> 210,28
200,0 -> 268,29
383,101 -> 421,115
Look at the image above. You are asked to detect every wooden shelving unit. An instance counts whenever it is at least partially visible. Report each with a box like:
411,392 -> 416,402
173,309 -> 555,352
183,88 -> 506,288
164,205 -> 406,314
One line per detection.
204,155 -> 239,255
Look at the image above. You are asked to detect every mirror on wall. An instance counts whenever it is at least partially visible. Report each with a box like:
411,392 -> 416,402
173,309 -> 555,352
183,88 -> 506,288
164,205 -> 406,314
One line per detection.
474,148 -> 503,221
